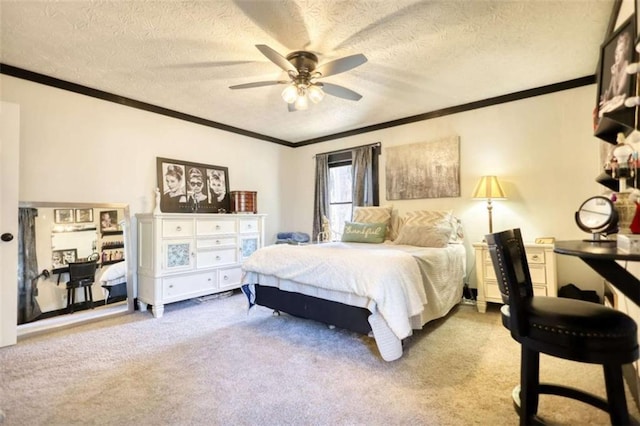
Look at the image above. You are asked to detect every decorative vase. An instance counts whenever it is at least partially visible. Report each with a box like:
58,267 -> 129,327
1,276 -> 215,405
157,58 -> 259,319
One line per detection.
614,192 -> 636,234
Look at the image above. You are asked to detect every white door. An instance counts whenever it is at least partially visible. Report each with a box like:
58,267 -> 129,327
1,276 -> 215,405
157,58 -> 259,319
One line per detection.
0,102 -> 19,347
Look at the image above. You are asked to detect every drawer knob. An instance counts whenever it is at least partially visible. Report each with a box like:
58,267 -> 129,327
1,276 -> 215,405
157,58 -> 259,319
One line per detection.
216,255 -> 221,261
176,226 -> 182,231
216,240 -> 221,244
169,284 -> 173,288
223,275 -> 229,280
532,255 -> 539,260
215,225 -> 221,230
247,224 -> 252,229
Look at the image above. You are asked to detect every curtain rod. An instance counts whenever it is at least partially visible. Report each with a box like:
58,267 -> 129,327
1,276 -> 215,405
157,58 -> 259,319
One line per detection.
313,142 -> 381,158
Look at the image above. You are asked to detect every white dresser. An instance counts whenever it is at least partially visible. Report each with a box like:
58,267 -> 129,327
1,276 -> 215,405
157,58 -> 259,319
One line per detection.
136,213 -> 265,317
473,242 -> 557,313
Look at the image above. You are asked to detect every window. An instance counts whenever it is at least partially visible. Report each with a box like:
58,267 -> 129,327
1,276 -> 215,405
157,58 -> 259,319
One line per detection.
328,161 -> 352,237
326,147 -> 380,239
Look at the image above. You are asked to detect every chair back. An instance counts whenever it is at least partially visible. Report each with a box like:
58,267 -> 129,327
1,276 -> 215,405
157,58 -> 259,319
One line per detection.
485,228 -> 534,337
68,260 -> 97,282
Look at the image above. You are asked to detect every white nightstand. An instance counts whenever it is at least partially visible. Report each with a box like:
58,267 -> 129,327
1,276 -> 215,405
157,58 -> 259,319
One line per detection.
473,242 -> 558,313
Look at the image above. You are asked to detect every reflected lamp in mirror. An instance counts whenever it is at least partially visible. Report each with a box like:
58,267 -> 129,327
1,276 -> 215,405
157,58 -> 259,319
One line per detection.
472,175 -> 507,234
575,196 -> 618,242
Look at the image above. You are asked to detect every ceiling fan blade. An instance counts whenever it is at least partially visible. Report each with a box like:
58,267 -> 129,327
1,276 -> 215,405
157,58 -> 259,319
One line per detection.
315,54 -> 367,78
320,83 -> 363,101
255,44 -> 297,73
229,80 -> 288,89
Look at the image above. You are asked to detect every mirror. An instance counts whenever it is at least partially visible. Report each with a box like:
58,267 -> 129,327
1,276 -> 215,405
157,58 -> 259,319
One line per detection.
575,196 -> 618,242
17,202 -> 133,335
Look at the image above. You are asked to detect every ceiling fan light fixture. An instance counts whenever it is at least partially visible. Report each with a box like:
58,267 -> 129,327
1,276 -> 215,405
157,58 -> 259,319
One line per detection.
294,91 -> 309,110
308,84 -> 325,104
281,85 -> 298,104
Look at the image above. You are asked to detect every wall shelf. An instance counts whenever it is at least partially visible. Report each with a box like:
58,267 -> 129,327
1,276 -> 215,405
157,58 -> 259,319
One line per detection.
594,108 -> 636,144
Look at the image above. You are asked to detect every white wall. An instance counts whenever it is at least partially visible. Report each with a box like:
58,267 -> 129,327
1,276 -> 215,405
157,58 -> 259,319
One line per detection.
1,74 -> 608,297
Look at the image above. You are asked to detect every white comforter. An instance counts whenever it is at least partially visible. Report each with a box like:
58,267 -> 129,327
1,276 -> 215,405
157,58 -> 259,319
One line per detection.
242,242 -> 428,340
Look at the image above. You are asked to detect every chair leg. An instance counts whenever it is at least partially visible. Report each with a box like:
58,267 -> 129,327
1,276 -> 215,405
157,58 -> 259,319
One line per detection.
87,285 -> 94,309
66,288 -> 72,313
602,363 -> 630,425
69,287 -> 75,313
520,346 -> 540,426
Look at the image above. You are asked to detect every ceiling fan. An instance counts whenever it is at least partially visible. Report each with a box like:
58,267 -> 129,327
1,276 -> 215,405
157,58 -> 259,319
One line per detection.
229,44 -> 367,111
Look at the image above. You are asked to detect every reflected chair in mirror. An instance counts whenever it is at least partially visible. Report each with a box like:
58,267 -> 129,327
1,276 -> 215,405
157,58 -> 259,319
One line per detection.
66,260 -> 98,314
486,228 -> 639,425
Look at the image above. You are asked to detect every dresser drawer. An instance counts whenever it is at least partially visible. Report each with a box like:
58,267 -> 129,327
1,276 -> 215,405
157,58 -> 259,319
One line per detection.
485,281 -> 503,301
526,249 -> 545,264
485,261 -> 546,284
163,273 -> 215,298
197,219 -> 237,235
533,285 -> 547,296
196,247 -> 237,268
197,236 -> 236,248
239,219 -> 260,234
218,266 -> 243,290
485,248 -> 545,264
162,219 -> 194,238
486,281 -> 547,300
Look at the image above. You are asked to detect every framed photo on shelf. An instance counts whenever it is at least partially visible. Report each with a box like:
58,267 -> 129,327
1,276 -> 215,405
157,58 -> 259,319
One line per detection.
75,208 -> 93,223
99,210 -> 119,232
54,208 -> 74,224
52,248 -> 77,269
595,16 -> 636,121
156,157 -> 231,214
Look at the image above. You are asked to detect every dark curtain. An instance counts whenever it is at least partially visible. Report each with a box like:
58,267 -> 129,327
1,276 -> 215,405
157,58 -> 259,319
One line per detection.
312,153 -> 329,242
18,208 -> 41,324
352,146 -> 373,207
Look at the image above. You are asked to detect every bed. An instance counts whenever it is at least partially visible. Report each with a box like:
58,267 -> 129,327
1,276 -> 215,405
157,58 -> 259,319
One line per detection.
241,207 -> 466,361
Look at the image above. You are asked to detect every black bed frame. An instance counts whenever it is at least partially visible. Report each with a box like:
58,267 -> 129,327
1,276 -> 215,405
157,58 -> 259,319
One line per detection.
253,284 -> 373,335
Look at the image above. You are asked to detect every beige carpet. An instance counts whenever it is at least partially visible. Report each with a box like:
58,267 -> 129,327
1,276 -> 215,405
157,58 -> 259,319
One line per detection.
0,292 -> 638,425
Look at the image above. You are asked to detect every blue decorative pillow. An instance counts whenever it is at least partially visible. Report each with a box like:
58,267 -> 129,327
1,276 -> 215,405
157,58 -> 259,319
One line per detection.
341,222 -> 387,243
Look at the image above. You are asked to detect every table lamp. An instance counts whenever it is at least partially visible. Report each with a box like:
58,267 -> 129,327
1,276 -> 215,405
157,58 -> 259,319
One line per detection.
472,175 -> 507,233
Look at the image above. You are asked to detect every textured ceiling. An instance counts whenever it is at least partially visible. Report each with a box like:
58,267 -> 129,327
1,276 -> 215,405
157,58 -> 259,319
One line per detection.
0,0 -> 613,144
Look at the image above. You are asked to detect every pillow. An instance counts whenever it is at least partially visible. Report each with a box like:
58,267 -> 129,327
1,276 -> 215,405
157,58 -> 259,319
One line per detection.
99,261 -> 127,282
400,210 -> 462,244
393,223 -> 452,248
352,205 -> 393,239
341,222 -> 387,243
403,210 -> 453,227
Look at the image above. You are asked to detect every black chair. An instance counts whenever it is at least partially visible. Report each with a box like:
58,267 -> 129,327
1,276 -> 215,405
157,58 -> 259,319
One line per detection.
486,229 -> 639,425
66,260 -> 98,313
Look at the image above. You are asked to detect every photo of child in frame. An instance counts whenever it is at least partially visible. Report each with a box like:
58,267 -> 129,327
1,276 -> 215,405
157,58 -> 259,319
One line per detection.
100,210 -> 119,232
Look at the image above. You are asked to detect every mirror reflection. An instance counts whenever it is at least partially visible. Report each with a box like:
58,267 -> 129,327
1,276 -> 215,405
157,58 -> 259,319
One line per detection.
18,203 -> 132,329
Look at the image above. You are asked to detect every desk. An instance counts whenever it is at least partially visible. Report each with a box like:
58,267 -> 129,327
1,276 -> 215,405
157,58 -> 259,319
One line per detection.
554,240 -> 640,307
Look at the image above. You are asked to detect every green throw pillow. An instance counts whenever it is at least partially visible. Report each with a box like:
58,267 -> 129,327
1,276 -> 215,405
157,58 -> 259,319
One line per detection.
341,222 -> 387,243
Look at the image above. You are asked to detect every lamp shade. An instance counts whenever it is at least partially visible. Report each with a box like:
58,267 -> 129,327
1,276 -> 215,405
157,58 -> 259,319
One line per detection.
281,85 -> 298,104
472,176 -> 507,200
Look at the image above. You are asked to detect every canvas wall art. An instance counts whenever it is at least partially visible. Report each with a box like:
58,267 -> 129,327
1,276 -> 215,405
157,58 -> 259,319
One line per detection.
385,136 -> 460,200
